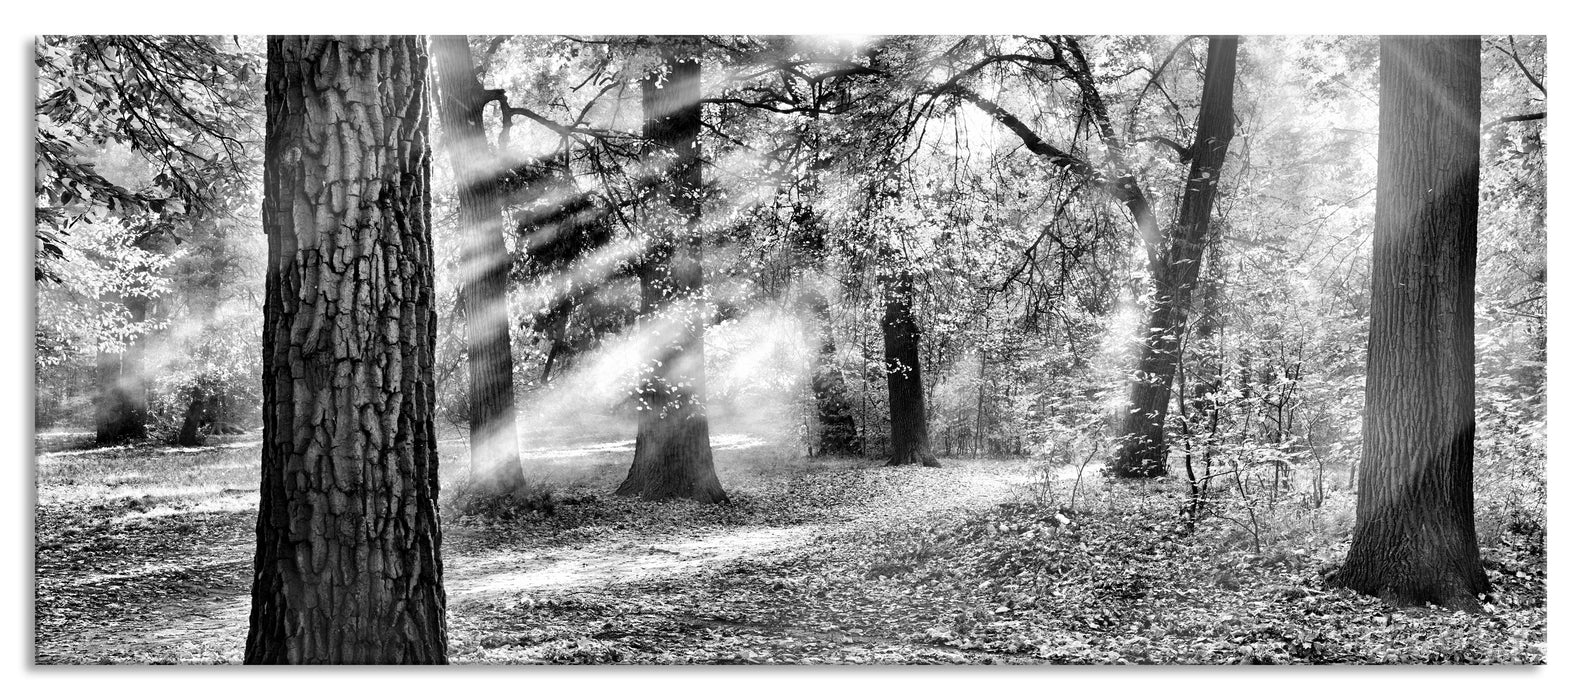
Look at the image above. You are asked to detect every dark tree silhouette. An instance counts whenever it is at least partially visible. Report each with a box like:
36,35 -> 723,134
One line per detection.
247,35 -> 448,664
1329,35 -> 1489,610
881,265 -> 940,467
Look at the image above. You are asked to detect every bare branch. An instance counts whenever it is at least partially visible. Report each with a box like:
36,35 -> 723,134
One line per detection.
1482,111 -> 1547,131
699,95 -> 854,116
1496,36 -> 1546,97
1138,135 -> 1192,162
1127,35 -> 1202,139
482,88 -> 636,141
937,84 -> 1095,179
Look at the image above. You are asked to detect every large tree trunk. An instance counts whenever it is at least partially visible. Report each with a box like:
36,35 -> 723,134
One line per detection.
94,295 -> 149,444
432,35 -> 526,495
615,42 -> 727,503
881,268 -> 940,467
247,35 -> 448,664
1329,35 -> 1488,610
1110,36 -> 1239,478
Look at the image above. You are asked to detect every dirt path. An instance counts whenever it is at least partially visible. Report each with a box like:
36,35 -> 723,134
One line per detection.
448,461 -> 1028,599
34,450 -> 1036,664
449,525 -> 826,597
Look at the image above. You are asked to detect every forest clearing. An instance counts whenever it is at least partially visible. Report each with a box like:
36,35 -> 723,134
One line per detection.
35,426 -> 1544,664
32,32 -> 1546,667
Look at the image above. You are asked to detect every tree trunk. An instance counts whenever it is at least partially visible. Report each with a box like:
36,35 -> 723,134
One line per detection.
176,394 -> 212,447
881,268 -> 940,467
615,42 -> 727,503
94,295 -> 149,444
540,299 -> 573,383
432,35 -> 526,495
1110,36 -> 1239,477
804,291 -> 860,456
247,35 -> 448,664
93,350 -> 141,443
1329,35 -> 1487,610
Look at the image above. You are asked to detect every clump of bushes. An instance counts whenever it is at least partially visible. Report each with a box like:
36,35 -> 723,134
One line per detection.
448,481 -> 560,522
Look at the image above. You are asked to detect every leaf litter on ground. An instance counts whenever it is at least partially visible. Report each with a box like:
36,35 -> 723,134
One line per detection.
33,435 -> 1545,665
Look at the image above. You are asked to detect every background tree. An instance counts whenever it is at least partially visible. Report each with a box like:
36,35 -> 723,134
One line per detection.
36,36 -> 259,444
1329,35 -> 1489,610
80,217 -> 172,443
32,34 -> 1548,665
862,143 -> 941,467
926,36 -> 1240,476
247,35 -> 448,664
880,261 -> 939,466
1109,36 -> 1240,477
802,289 -> 861,456
433,34 -> 527,495
615,39 -> 729,503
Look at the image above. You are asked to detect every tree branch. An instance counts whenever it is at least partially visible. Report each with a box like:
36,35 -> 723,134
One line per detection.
699,96 -> 853,116
936,84 -> 1095,179
482,88 -> 636,141
1138,135 -> 1192,162
1482,111 -> 1546,131
1127,35 -> 1202,141
1497,35 -> 1546,97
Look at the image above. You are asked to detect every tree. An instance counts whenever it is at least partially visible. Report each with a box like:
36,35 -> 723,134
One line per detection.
1329,35 -> 1489,610
247,35 -> 448,664
94,290 -> 151,443
36,36 -> 261,444
615,40 -> 729,503
864,149 -> 940,468
660,37 -> 953,466
34,35 -> 256,283
880,264 -> 940,466
1110,36 -> 1240,477
432,35 -> 527,495
802,289 -> 861,457
933,36 -> 1240,477
74,218 -> 175,444
869,152 -> 940,467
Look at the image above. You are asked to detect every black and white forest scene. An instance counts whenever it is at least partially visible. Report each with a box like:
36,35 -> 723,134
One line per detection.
22,12 -> 1554,675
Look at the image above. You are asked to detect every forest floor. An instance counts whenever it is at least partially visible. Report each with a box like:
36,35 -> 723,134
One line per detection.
33,429 -> 1547,665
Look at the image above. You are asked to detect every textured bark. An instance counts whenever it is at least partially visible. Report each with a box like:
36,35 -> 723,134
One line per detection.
881,268 -> 940,467
94,296 -> 149,444
615,43 -> 727,503
1111,36 -> 1239,478
247,35 -> 448,664
1330,35 -> 1488,610
432,35 -> 526,495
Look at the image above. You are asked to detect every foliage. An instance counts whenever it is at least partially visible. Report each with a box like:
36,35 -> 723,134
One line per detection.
34,415 -> 1544,665
144,312 -> 261,444
34,35 -> 260,282
40,217 -> 180,350
32,33 -> 1547,666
